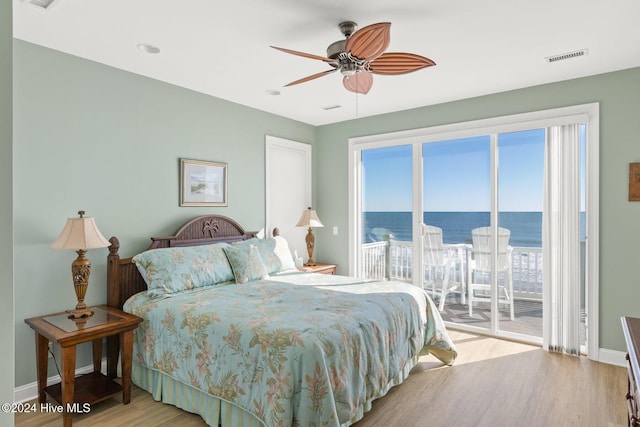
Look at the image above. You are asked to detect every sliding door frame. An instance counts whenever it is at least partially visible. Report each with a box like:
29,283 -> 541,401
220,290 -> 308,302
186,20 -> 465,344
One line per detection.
348,103 -> 600,359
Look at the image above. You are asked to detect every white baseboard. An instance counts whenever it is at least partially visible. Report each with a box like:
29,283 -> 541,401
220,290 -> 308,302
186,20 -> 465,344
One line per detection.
598,348 -> 627,367
14,358 -> 107,404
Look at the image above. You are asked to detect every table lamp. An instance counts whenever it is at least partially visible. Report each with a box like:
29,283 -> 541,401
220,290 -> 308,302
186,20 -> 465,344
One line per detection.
295,207 -> 324,266
51,210 -> 111,319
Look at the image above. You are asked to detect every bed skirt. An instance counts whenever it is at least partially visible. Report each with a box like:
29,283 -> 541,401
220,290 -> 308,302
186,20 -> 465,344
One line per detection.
132,361 -> 265,427
132,351 -> 422,427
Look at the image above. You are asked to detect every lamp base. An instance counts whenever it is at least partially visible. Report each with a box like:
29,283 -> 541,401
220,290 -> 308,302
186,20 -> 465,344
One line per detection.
304,227 -> 316,268
68,249 -> 94,320
66,308 -> 94,319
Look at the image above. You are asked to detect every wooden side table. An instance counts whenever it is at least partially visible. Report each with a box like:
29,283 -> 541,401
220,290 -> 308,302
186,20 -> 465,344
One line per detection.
25,305 -> 142,427
301,263 -> 337,275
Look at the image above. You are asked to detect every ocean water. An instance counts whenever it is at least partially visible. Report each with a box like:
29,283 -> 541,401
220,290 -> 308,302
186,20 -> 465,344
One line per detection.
363,211 -> 585,247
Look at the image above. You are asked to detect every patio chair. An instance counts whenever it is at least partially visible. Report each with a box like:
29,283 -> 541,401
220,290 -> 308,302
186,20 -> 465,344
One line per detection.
467,226 -> 514,320
421,224 -> 459,311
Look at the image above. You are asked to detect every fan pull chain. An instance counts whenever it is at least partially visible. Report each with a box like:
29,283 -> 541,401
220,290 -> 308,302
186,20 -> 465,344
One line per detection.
355,73 -> 359,118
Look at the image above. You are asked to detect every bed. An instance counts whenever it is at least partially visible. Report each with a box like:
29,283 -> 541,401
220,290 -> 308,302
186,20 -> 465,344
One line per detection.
106,215 -> 457,427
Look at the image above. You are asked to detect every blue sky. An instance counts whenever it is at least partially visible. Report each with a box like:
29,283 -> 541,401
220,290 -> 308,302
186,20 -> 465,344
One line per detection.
362,129 -> 549,212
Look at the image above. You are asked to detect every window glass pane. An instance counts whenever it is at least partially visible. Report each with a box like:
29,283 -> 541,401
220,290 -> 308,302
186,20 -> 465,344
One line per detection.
360,145 -> 413,282
423,136 -> 491,326
497,129 -> 545,247
423,136 -> 490,244
361,145 -> 413,243
497,129 -> 545,337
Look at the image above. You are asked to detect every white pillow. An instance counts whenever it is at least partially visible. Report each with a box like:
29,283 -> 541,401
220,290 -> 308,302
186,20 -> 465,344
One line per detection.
254,236 -> 297,274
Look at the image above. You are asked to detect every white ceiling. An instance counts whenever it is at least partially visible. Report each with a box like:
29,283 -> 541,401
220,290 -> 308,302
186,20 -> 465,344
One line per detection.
12,0 -> 640,126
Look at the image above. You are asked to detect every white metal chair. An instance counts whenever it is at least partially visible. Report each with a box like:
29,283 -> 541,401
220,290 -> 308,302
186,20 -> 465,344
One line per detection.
467,226 -> 514,320
421,224 -> 459,311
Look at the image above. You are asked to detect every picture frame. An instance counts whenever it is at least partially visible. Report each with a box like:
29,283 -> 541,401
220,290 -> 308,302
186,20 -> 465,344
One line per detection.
630,162 -> 640,201
180,158 -> 228,206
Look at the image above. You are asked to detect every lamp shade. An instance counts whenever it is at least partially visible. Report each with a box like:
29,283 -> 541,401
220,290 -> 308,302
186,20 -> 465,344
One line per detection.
296,207 -> 324,228
51,216 -> 110,250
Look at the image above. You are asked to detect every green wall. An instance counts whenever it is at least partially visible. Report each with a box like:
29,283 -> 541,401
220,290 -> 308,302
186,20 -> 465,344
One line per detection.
1,1 -> 14,424
315,66 -> 640,353
11,33 -> 640,392
12,39 -> 316,387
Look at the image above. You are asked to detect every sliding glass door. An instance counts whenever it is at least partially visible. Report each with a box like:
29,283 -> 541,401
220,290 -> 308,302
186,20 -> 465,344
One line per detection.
420,131 -> 546,339
350,105 -> 596,351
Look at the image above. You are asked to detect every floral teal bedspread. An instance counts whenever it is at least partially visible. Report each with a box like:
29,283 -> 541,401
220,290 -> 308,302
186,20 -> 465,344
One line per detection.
124,273 -> 457,427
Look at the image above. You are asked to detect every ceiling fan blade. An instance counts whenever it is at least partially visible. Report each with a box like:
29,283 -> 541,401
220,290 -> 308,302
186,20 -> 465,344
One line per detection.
271,46 -> 336,63
345,22 -> 391,60
368,52 -> 436,75
284,69 -> 337,87
343,71 -> 373,94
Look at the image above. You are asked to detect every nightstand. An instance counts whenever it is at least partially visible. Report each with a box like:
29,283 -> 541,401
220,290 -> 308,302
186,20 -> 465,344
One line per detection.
301,263 -> 337,275
25,305 -> 142,427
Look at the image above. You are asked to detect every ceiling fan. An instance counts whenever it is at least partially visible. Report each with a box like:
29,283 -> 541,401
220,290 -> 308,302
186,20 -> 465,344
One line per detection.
271,21 -> 435,95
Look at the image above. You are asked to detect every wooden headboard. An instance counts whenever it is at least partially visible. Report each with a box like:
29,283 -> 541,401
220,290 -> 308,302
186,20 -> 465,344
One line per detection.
106,214 -> 257,310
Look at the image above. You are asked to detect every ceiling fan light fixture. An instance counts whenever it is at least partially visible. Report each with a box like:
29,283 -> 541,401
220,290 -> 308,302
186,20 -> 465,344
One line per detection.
340,63 -> 357,76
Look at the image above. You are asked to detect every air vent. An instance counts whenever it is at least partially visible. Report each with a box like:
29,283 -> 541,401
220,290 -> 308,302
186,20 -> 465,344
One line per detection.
545,49 -> 589,63
21,0 -> 58,9
323,105 -> 342,111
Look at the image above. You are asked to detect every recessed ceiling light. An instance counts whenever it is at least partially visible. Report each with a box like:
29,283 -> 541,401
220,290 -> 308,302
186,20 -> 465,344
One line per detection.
137,43 -> 161,54
265,89 -> 281,96
322,104 -> 342,111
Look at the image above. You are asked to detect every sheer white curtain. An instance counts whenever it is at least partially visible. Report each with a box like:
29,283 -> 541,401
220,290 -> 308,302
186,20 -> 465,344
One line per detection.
542,124 -> 581,355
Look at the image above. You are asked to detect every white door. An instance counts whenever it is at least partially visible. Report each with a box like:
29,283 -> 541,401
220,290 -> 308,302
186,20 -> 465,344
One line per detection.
265,135 -> 312,261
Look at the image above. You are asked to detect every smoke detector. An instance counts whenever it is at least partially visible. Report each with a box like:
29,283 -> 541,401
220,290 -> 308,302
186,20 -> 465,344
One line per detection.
21,0 -> 58,10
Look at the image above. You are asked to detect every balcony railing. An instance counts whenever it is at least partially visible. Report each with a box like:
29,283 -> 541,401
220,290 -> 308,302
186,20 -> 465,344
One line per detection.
361,237 -> 543,301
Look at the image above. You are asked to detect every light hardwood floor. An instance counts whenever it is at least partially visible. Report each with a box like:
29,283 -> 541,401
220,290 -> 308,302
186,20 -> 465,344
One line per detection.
15,330 -> 628,427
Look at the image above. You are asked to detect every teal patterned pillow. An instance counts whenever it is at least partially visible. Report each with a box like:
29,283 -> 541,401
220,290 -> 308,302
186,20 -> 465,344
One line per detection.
132,243 -> 234,299
223,243 -> 269,284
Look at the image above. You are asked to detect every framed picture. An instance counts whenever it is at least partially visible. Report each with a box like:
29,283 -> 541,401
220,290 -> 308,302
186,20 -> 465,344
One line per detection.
630,162 -> 640,201
180,158 -> 228,206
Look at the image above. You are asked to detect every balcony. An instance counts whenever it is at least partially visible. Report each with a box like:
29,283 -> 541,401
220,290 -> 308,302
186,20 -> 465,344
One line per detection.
360,237 -> 544,337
